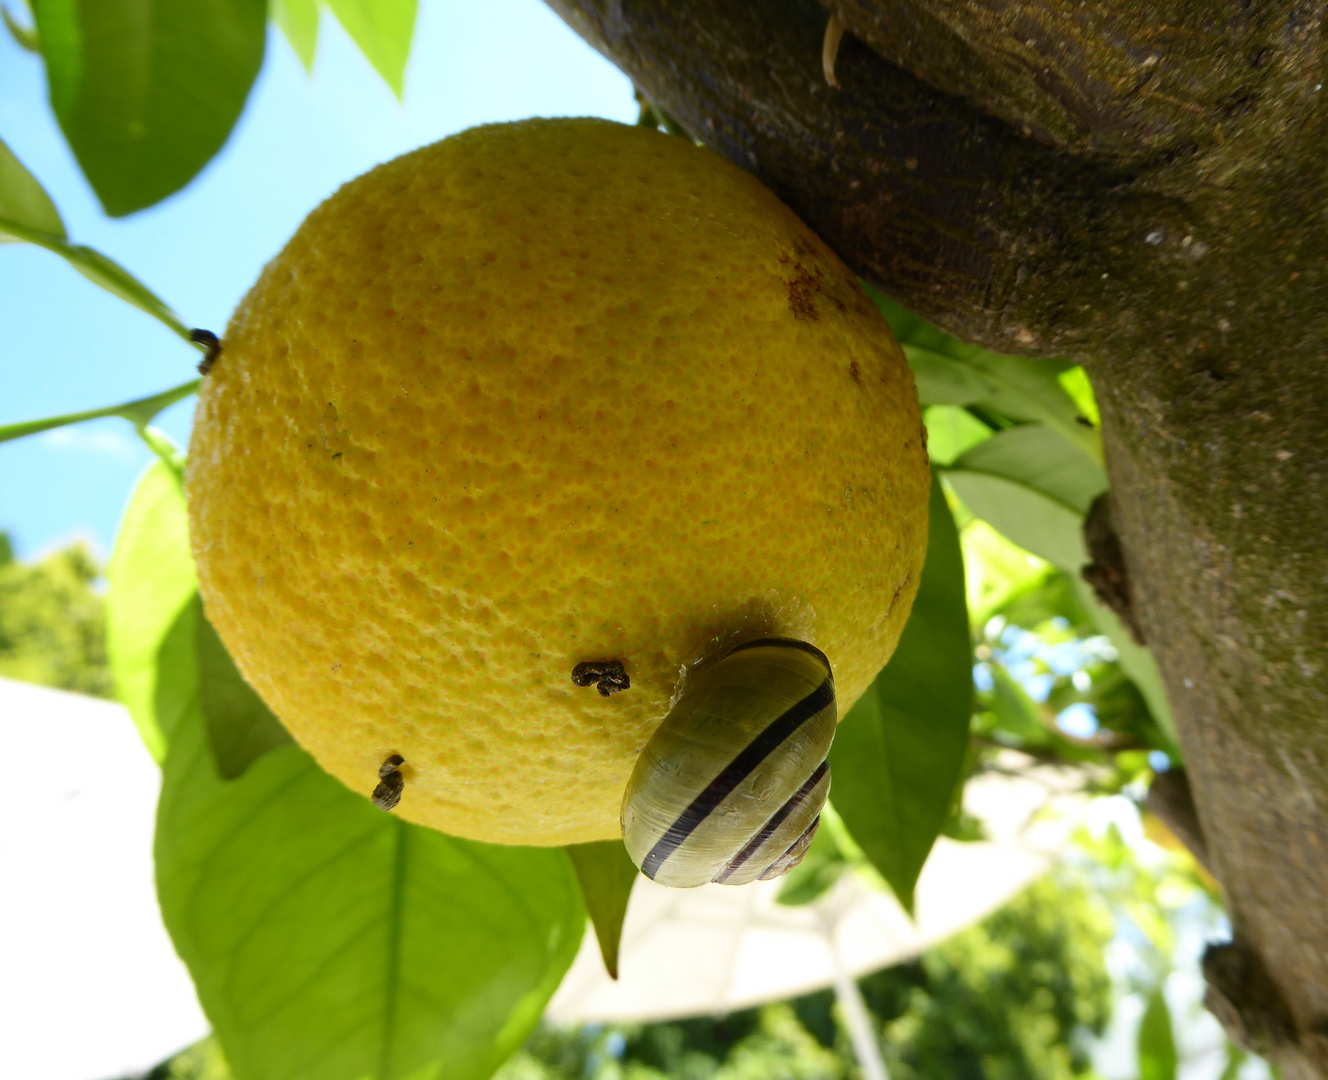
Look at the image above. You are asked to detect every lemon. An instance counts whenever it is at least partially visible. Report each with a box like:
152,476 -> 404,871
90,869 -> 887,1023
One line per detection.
187,118 -> 929,846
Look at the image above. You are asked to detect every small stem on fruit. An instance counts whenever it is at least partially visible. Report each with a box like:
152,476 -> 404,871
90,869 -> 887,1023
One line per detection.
191,329 -> 223,375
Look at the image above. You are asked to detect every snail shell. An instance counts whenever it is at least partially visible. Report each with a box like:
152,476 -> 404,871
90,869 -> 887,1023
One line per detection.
620,637 -> 835,888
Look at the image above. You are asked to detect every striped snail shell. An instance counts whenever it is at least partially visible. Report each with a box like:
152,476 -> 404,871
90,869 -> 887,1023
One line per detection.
620,637 -> 836,889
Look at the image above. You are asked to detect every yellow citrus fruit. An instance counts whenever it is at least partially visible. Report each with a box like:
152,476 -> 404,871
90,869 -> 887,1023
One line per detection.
187,117 -> 930,847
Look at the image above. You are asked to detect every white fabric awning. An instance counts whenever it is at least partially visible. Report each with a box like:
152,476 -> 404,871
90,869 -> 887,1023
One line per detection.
547,753 -> 1089,1023
0,677 -> 209,1080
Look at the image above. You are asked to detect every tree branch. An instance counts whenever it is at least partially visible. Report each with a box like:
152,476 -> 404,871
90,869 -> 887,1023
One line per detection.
824,0 -> 1290,157
545,1 -> 1328,1071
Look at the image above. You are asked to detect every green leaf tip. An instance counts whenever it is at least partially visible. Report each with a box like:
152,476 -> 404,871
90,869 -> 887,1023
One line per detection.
0,136 -> 65,239
325,0 -> 416,97
273,0 -> 319,72
1137,986 -> 1178,1080
566,840 -> 638,980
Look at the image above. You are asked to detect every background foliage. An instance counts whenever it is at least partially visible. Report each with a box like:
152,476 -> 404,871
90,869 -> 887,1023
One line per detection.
0,531 -> 110,695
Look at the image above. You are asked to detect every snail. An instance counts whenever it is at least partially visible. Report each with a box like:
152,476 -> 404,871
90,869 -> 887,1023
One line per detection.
620,637 -> 836,888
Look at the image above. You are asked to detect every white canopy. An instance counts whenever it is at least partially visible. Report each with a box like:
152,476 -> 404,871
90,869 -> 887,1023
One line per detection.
547,752 -> 1089,1023
0,677 -> 209,1080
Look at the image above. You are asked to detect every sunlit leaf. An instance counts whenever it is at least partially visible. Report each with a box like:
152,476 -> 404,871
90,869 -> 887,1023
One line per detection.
830,477 -> 971,912
952,425 -> 1107,515
964,506 -> 1178,747
196,596 -> 293,779
324,0 -> 416,96
923,405 -> 991,465
953,349 -> 1102,465
156,700 -> 584,1080
0,136 -> 65,240
0,137 -> 193,336
1071,577 -> 1178,745
33,0 -> 266,216
986,565 -> 1081,632
105,458 -> 197,761
1059,366 -> 1101,427
1137,986 -> 1178,1080
962,519 -> 1053,628
945,471 -> 1088,572
272,0 -> 319,71
566,840 -> 638,980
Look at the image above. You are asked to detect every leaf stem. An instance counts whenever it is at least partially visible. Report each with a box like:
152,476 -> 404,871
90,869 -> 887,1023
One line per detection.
0,216 -> 199,344
0,378 -> 200,445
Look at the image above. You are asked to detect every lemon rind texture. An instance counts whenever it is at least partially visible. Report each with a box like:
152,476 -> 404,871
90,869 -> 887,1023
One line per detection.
187,118 -> 930,846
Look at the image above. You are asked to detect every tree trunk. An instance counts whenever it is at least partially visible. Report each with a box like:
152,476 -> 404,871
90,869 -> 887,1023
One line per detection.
544,1 -> 1328,1073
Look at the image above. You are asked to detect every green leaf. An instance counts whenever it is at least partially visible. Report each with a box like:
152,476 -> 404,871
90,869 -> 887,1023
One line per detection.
33,0 -> 266,216
951,425 -> 1107,515
156,701 -> 584,1080
1071,577 -> 1179,746
962,519 -> 1054,628
984,565 -> 1081,633
922,405 -> 991,466
272,0 -> 319,72
953,349 -> 1103,466
829,476 -> 972,912
945,470 -> 1088,573
905,345 -> 994,407
988,664 -> 1049,745
65,240 -> 193,330
866,284 -> 1102,464
196,596 -> 294,779
1058,366 -> 1100,428
0,136 -> 65,240
324,0 -> 416,96
0,379 -> 198,445
566,840 -> 638,980
105,459 -> 197,761
1137,987 -> 1178,1080
863,282 -> 934,347
962,492 -> 1178,746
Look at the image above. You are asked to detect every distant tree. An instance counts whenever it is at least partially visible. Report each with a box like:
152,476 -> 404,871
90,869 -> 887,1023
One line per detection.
0,532 -> 111,697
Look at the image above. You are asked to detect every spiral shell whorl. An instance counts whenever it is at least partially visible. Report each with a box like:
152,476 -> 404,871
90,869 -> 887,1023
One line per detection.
621,638 -> 836,888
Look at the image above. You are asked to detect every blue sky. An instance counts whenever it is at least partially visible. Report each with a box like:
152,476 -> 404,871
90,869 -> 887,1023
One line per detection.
0,0 -> 635,560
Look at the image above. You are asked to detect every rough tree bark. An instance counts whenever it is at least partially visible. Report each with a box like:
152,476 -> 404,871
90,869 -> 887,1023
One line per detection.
543,1 -> 1328,1074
